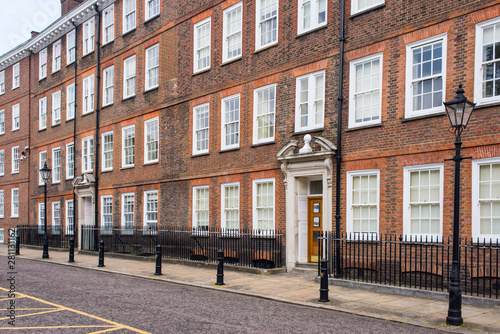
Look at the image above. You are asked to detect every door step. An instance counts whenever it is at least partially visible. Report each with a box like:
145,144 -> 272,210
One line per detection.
293,263 -> 319,276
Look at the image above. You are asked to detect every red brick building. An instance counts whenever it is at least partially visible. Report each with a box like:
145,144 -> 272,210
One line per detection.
0,0 -> 498,272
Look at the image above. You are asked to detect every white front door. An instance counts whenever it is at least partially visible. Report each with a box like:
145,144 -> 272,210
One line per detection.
84,197 -> 92,226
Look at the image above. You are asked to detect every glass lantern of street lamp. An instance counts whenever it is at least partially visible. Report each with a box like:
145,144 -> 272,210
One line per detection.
443,84 -> 476,134
39,162 -> 51,183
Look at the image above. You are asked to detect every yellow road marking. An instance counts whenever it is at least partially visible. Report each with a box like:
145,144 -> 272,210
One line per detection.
0,325 -> 116,330
0,297 -> 26,301
87,327 -> 125,334
0,308 -> 59,311
0,308 -> 62,321
0,287 -> 151,333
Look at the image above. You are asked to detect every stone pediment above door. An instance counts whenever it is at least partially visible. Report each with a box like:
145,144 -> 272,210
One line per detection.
73,174 -> 95,195
276,134 -> 337,163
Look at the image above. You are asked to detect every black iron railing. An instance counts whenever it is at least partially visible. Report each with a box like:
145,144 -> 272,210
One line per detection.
17,225 -> 77,249
321,232 -> 500,299
81,226 -> 285,269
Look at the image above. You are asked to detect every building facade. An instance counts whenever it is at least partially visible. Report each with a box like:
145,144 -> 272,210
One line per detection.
0,0 -> 499,272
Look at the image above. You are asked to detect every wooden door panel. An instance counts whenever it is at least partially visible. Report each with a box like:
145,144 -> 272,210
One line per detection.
308,197 -> 322,263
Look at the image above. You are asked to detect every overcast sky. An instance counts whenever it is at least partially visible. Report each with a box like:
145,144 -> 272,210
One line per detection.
0,0 -> 61,56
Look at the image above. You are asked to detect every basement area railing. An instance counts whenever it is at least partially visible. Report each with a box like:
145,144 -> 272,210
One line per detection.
17,225 -> 77,249
80,225 -> 285,269
320,232 -> 500,299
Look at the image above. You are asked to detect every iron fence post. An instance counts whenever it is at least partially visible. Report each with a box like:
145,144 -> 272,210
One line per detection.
98,240 -> 105,267
319,257 -> 330,302
154,244 -> 162,276
68,238 -> 75,263
15,234 -> 20,255
215,249 -> 225,286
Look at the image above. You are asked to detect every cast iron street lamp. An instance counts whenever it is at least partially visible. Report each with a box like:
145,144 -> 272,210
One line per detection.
443,84 -> 476,326
40,162 -> 51,259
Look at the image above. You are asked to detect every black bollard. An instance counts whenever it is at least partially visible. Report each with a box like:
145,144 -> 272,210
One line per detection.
154,244 -> 162,276
318,258 -> 329,302
68,238 -> 75,263
15,234 -> 20,255
98,240 -> 105,267
215,249 -> 225,286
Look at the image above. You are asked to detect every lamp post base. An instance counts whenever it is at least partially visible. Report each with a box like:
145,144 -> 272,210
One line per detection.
446,282 -> 463,326
446,314 -> 463,326
42,235 -> 49,259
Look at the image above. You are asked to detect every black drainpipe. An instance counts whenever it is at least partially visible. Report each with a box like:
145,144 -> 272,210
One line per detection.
335,0 -> 345,277
71,20 -> 78,244
93,4 -> 102,250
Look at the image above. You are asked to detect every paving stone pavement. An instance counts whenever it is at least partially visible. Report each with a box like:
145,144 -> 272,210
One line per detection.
2,245 -> 500,333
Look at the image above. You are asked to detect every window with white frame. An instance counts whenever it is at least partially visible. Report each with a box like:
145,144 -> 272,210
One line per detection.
39,150 -> 47,185
82,136 -> 94,173
11,188 -> 19,218
0,150 -> 4,176
223,2 -> 242,63
472,158 -> 500,240
121,193 -> 134,234
102,5 -> 114,45
103,66 -> 114,106
66,83 -> 75,120
12,104 -> 20,131
66,142 -> 74,179
39,97 -> 47,130
144,190 -> 158,232
83,74 -> 95,114
221,94 -> 240,150
349,54 -> 382,128
298,0 -> 327,34
193,186 -> 209,232
351,0 -> 384,15
123,0 -> 136,33
405,35 -> 446,118
123,55 -> 136,98
38,203 -> 45,233
39,49 -> 47,79
52,147 -> 61,183
12,146 -> 19,174
193,103 -> 209,155
67,30 -> 76,64
253,84 -> 276,144
66,200 -> 74,235
13,63 -> 19,89
403,164 -> 443,239
102,131 -> 113,171
145,44 -> 159,90
122,125 -> 135,167
146,0 -> 160,20
101,195 -> 113,234
52,202 -> 60,235
0,71 -> 4,94
346,170 -> 379,239
295,71 -> 324,131
256,0 -> 278,50
52,91 -> 61,125
83,17 -> 95,55
0,190 -> 4,218
222,183 -> 239,230
194,18 -> 211,73
144,117 -> 159,163
253,179 -> 275,231
0,110 -> 4,134
474,18 -> 500,106
0,229 -> 3,244
53,40 -> 61,72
